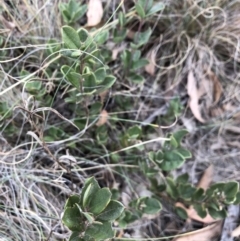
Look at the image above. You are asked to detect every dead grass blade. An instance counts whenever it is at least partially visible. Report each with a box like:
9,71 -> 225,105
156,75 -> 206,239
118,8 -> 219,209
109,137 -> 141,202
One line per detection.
33,107 -> 79,130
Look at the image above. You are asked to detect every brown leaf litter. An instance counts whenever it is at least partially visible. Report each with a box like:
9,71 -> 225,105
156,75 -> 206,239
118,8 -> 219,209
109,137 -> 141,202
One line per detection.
173,221 -> 223,241
87,0 -> 104,27
187,68 -> 222,123
112,43 -> 127,60
197,165 -> 213,191
232,224 -> 240,238
145,47 -> 158,76
187,66 -> 240,136
96,109 -> 109,126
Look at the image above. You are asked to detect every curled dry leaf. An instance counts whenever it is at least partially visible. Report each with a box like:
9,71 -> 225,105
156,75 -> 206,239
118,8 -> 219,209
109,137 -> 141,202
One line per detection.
175,202 -> 217,224
165,221 -> 178,234
187,69 -> 223,122
96,109 -> 109,126
197,165 -> 213,191
187,70 -> 206,123
116,229 -> 124,238
127,29 -> 136,39
145,47 -> 157,76
87,0 -> 103,27
112,44 -> 127,60
210,106 -> 224,118
173,220 -> 222,241
232,225 -> 240,238
209,70 -> 222,105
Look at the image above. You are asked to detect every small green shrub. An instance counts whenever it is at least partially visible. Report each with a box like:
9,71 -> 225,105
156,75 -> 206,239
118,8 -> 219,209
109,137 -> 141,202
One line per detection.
59,0 -> 87,25
62,177 -> 124,241
52,0 -> 240,232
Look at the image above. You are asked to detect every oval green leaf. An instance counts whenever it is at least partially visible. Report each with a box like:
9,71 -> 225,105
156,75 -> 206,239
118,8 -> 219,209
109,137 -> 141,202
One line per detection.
94,30 -> 109,45
135,3 -> 145,18
176,173 -> 189,184
77,28 -> 89,43
172,129 -> 188,145
176,206 -> 188,220
193,204 -> 207,219
100,75 -> 116,90
97,200 -> 124,222
89,188 -> 112,215
64,195 -> 81,209
160,151 -> 185,171
127,125 -> 141,139
192,188 -> 205,202
132,59 -> 149,70
224,181 -> 239,198
80,177 -> 100,208
208,207 -> 227,219
178,183 -> 196,200
61,65 -> 81,90
146,2 -> 165,16
85,221 -> 114,241
128,73 -> 144,83
94,67 -> 107,82
175,148 -> 192,159
62,205 -> 85,232
62,26 -> 80,49
141,197 -> 162,214
69,232 -> 85,241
